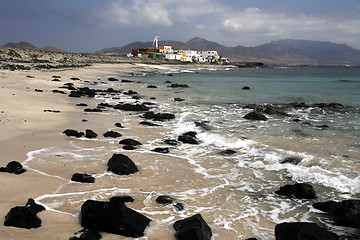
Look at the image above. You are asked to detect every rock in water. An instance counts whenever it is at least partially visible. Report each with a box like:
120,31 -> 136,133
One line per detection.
80,197 -> 151,238
103,131 -> 122,138
173,214 -> 212,240
4,198 -> 45,229
0,161 -> 27,174
85,129 -> 98,139
71,173 -> 95,183
69,228 -> 102,240
107,153 -> 139,175
243,111 -> 268,121
119,139 -> 142,146
275,222 -> 339,240
313,200 -> 360,229
275,183 -> 317,199
63,129 -> 85,138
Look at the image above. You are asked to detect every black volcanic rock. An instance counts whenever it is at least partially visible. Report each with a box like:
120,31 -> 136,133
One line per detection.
4,198 -> 45,229
313,200 -> 360,229
139,121 -> 161,126
107,153 -> 139,175
114,103 -> 150,111
274,222 -> 338,240
244,111 -> 268,121
85,129 -> 98,139
0,161 -> 27,174
71,173 -> 95,183
151,147 -> 170,154
80,196 -> 151,237
63,129 -> 85,138
143,111 -> 175,121
103,131 -> 122,138
173,214 -> 212,240
119,139 -> 142,146
275,183 -> 317,199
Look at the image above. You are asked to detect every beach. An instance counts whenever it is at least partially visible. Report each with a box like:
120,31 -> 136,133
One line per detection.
0,58 -> 234,239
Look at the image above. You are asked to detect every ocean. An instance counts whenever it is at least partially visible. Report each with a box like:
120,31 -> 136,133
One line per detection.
24,65 -> 360,239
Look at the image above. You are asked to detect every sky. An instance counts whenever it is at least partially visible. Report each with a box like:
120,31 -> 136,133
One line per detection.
0,0 -> 359,53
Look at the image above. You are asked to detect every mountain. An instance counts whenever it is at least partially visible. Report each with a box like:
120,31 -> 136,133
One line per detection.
95,37 -> 360,65
255,39 -> 360,64
2,41 -> 64,53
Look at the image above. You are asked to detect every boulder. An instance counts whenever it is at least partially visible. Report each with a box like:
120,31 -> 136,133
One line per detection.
107,154 -> 139,175
0,161 -> 27,174
114,123 -> 124,128
275,183 -> 317,199
279,156 -> 303,165
71,173 -> 95,183
151,147 -> 170,154
119,139 -> 142,146
69,228 -> 102,240
173,214 -> 212,240
139,121 -> 161,126
242,86 -> 251,90
108,77 -> 119,81
147,85 -> 157,88
123,145 -> 137,150
174,97 -> 185,102
313,200 -> 360,229
63,129 -> 85,138
218,150 -> 237,155
274,222 -> 338,240
178,134 -> 198,145
85,129 -> 98,139
80,196 -> 151,237
4,198 -> 45,229
103,131 -> 122,138
143,111 -> 175,121
114,103 -> 150,112
243,111 -> 268,121
156,195 -> 184,211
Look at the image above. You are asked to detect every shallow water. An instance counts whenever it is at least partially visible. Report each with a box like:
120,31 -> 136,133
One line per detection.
22,66 -> 360,239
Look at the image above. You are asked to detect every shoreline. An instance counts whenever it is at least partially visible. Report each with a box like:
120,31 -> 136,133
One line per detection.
0,62 -> 232,239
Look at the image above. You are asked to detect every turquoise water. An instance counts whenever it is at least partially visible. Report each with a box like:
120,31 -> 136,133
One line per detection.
141,66 -> 360,106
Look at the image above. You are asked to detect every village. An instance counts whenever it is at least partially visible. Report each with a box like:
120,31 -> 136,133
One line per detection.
127,36 -> 230,64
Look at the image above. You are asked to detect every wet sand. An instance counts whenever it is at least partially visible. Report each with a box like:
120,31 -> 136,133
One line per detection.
0,62 -> 238,239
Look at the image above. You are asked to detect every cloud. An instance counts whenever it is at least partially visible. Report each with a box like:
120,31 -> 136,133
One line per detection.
97,0 -> 360,48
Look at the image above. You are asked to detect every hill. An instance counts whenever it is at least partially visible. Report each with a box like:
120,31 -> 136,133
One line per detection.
2,41 -> 64,53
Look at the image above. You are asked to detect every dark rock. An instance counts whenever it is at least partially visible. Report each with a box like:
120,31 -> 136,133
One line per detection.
34,89 -> 43,92
107,153 -> 139,175
147,85 -> 157,88
52,89 -> 67,94
52,78 -> 61,82
274,222 -> 339,240
156,195 -> 175,205
69,91 -> 82,97
242,86 -> 251,90
245,238 -> 258,240
108,77 -> 119,81
275,183 -> 317,199
139,121 -> 161,126
151,147 -> 170,154
114,123 -> 124,128
70,77 -> 80,80
150,97 -> 156,100
164,139 -> 179,146
80,197 -> 151,237
143,111 -> 175,121
168,83 -> 189,88
178,135 -> 198,145
174,97 -> 185,102
313,200 -> 360,229
264,107 -> 290,116
245,104 -> 262,111
315,124 -> 330,130
103,131 -> 122,138
63,129 -> 85,138
85,129 -> 98,139
52,75 -> 61,78
119,139 -> 142,146
71,173 -> 95,183
218,150 -> 237,155
0,161 -> 27,174
243,111 -> 268,121
114,103 -> 150,112
173,203 -> 185,211
123,145 -> 137,150
183,131 -> 197,137
4,198 -> 45,229
195,121 -> 212,130
121,79 -> 133,83
69,228 -> 102,240
82,119 -> 88,122
84,108 -> 103,112
279,156 -> 303,165
173,214 -> 212,240
76,103 -> 88,107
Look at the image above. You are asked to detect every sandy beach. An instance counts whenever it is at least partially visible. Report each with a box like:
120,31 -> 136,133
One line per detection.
1,49 -> 234,239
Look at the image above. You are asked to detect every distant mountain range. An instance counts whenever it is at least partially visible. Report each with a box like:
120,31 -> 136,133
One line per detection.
3,38 -> 360,65
2,41 -> 64,53
96,37 -> 360,65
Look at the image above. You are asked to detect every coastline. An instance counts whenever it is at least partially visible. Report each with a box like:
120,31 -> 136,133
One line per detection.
0,61 -> 232,239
